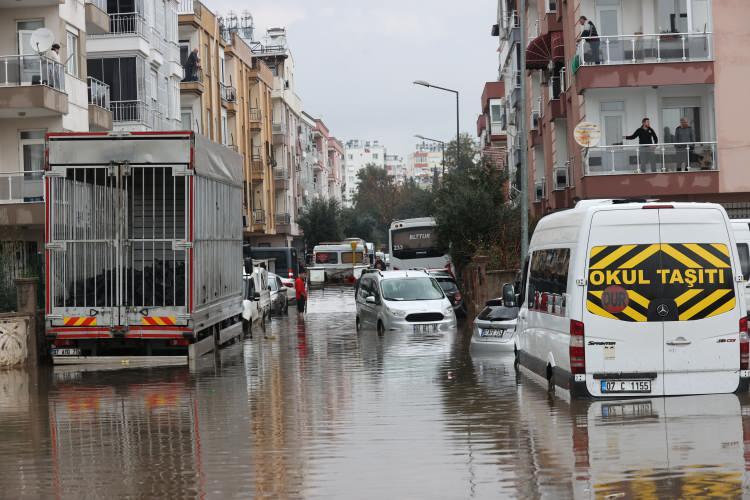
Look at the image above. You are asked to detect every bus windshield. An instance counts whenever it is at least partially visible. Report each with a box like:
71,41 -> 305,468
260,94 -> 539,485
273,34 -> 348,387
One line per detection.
391,226 -> 445,259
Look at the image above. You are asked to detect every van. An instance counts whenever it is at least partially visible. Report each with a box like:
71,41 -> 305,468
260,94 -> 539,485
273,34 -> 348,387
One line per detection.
731,219 -> 750,310
241,266 -> 271,334
511,200 -> 749,397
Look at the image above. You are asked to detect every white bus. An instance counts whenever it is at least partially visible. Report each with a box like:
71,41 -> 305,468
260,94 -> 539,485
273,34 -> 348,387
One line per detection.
389,217 -> 452,274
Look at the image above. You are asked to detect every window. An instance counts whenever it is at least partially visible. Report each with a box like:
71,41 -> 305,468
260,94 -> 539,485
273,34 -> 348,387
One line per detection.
662,97 -> 702,143
65,30 -> 79,77
738,244 -> 750,281
19,130 -> 45,176
181,109 -> 192,131
179,40 -> 189,66
657,0 -> 688,33
381,277 -> 444,301
528,248 -> 571,315
373,153 -> 379,159
315,252 -> 339,264
490,104 -> 503,123
221,109 -> 229,145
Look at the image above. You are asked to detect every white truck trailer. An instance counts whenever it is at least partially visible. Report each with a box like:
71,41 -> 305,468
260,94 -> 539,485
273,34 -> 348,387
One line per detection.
44,131 -> 245,360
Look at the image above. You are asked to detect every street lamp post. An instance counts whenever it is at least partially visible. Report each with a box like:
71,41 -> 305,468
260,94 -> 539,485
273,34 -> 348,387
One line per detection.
414,135 -> 446,178
413,80 -> 460,169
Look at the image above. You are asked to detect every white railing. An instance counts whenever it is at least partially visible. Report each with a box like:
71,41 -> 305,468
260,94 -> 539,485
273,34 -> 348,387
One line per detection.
553,164 -> 569,190
531,97 -> 542,129
577,32 -> 712,66
85,0 -> 107,11
252,209 -> 265,224
87,76 -> 110,109
90,12 -> 147,38
272,120 -> 286,135
585,142 -> 717,175
111,99 -> 149,124
0,55 -> 65,91
249,108 -> 261,121
274,213 -> 291,225
176,0 -> 194,14
220,82 -> 236,103
506,10 -> 520,30
534,178 -> 546,202
0,171 -> 44,203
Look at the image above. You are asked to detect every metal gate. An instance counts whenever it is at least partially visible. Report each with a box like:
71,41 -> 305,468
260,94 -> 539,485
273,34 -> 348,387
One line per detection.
48,163 -> 189,327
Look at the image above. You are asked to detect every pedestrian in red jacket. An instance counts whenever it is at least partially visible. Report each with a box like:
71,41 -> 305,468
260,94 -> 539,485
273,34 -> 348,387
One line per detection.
295,272 -> 307,314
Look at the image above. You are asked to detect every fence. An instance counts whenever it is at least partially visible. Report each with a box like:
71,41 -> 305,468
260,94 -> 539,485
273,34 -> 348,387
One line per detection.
0,171 -> 44,203
578,32 -> 712,66
87,76 -> 110,109
585,142 -> 717,175
0,244 -> 43,314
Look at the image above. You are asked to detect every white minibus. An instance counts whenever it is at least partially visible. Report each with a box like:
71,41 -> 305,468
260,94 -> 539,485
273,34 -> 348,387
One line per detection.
510,200 -> 749,397
731,219 -> 750,310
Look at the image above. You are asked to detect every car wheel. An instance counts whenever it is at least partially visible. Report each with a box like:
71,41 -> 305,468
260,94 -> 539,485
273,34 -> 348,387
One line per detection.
284,301 -> 289,315
261,313 -> 266,331
243,319 -> 251,339
356,316 -> 361,331
377,320 -> 385,336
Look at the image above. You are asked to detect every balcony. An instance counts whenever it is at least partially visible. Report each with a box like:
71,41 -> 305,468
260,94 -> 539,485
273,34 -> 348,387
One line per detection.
553,164 -> 569,191
92,12 -> 147,38
272,121 -> 288,145
0,55 -> 67,118
0,171 -> 44,204
586,142 -> 717,176
87,77 -> 112,131
111,100 -> 153,128
575,33 -> 714,92
250,149 -> 264,181
220,81 -> 237,111
274,212 -> 292,232
273,167 -> 290,190
181,68 -> 204,95
534,178 -> 547,202
85,0 -> 110,35
252,209 -> 265,224
249,108 -> 262,129
546,68 -> 565,121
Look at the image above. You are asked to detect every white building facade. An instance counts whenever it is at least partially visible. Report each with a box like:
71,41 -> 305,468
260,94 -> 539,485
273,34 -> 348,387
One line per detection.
343,139 -> 386,206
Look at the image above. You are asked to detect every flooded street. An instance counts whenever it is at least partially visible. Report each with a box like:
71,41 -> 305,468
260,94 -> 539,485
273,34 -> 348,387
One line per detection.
1,289 -> 749,499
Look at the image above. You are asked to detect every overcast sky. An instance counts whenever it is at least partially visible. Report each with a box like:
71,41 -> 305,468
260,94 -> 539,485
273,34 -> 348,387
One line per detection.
212,0 -> 499,158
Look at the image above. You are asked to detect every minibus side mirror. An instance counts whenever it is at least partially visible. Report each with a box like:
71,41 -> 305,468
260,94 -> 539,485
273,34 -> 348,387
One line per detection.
502,283 -> 516,307
366,296 -> 376,304
253,292 -> 261,300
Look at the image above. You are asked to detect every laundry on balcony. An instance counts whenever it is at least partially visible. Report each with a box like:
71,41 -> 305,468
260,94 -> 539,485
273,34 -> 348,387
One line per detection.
526,32 -> 565,70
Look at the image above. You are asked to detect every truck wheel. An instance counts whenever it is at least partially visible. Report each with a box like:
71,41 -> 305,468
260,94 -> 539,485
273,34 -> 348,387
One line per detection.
377,320 -> 385,336
243,319 -> 252,338
356,316 -> 361,331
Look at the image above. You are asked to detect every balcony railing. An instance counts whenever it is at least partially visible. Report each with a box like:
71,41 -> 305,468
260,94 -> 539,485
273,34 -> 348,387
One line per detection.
251,146 -> 262,163
553,164 -> 569,190
274,213 -> 291,225
534,178 -> 546,202
220,81 -> 236,103
182,67 -> 203,83
0,171 -> 44,203
577,32 -> 712,66
87,76 -> 110,109
85,0 -> 106,11
88,12 -> 147,38
249,108 -> 261,121
585,142 -> 717,175
531,97 -> 542,129
0,55 -> 65,91
272,121 -> 286,135
252,209 -> 265,224
111,100 -> 149,124
273,167 -> 289,179
176,0 -> 195,14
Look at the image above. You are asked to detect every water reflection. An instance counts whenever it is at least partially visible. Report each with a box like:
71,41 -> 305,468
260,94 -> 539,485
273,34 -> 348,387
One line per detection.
0,289 -> 747,498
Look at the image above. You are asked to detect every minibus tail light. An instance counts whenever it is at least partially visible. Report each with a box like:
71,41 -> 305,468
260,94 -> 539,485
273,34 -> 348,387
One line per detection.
569,319 -> 586,375
740,316 -> 749,370
642,204 -> 674,209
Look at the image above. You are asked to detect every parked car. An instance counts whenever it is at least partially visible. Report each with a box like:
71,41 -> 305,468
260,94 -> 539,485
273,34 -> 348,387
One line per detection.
268,272 -> 289,316
355,269 -> 457,335
470,298 -> 518,350
242,266 -> 271,335
279,276 -> 296,304
428,271 -> 466,317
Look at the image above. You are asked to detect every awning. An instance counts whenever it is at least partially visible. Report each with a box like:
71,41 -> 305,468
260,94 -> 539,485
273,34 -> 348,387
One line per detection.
526,33 -> 552,70
551,31 -> 565,62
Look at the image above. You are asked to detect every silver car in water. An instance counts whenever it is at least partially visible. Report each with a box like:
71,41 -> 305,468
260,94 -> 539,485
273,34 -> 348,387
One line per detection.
471,298 -> 518,350
355,270 -> 457,335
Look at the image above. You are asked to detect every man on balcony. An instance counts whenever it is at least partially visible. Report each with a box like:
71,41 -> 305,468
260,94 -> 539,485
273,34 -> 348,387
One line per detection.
625,118 -> 659,173
578,16 -> 600,65
183,48 -> 200,82
674,118 -> 695,171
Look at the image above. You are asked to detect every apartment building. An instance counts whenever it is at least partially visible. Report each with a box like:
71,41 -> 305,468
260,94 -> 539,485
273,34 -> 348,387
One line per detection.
495,0 -> 750,218
343,139 -> 386,205
407,143 -> 444,189
0,0 -> 113,278
476,81 -> 507,171
385,154 -> 408,185
327,137 -> 344,202
298,112 -> 318,205
87,0 -> 181,131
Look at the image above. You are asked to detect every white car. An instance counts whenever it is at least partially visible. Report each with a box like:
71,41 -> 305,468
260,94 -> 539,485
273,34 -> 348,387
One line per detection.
355,269 -> 457,335
241,266 -> 271,336
471,298 -> 518,350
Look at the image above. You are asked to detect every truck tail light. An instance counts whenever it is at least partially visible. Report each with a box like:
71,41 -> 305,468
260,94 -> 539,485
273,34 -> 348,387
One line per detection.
170,339 -> 190,347
570,319 -> 586,375
741,316 -> 749,370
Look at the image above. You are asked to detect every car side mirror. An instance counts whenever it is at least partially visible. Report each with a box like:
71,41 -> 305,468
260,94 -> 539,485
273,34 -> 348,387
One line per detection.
268,285 -> 272,291
253,292 -> 261,300
366,295 -> 376,304
502,283 -> 516,307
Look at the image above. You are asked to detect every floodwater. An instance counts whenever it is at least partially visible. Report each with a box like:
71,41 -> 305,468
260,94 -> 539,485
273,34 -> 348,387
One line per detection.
1,288 -> 750,499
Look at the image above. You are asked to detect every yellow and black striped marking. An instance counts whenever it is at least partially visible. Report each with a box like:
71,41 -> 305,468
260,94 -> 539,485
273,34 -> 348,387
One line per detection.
587,243 -> 735,322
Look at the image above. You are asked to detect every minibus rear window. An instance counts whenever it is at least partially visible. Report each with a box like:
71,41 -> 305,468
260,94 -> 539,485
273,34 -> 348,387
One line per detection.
738,243 -> 750,281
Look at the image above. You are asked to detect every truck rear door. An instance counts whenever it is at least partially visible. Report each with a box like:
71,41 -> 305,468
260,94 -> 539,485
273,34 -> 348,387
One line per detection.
584,209 -> 665,396
658,207 -> 741,395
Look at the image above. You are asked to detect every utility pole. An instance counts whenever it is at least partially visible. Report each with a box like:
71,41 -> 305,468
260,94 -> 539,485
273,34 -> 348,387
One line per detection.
519,0 -> 529,263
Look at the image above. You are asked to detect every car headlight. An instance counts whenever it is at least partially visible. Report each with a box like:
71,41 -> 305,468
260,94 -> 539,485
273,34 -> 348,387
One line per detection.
443,304 -> 455,316
389,308 -> 407,318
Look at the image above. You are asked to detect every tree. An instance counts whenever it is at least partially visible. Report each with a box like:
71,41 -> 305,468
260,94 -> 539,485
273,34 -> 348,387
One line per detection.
432,158 -> 519,270
298,197 -> 342,248
444,133 -> 478,171
352,165 -> 400,242
340,207 -> 376,243
394,178 -> 434,221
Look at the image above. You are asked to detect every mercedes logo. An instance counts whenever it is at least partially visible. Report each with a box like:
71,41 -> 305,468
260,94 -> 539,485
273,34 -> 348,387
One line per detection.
656,304 -> 670,317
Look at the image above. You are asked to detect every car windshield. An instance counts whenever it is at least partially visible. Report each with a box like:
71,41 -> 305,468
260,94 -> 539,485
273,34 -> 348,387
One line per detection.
381,277 -> 444,301
437,279 -> 458,293
269,278 -> 279,292
477,305 -> 519,321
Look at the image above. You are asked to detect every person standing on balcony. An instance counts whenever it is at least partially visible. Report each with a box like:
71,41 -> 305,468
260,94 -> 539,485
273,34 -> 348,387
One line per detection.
183,48 -> 200,82
625,118 -> 659,173
674,117 -> 695,171
578,16 -> 600,65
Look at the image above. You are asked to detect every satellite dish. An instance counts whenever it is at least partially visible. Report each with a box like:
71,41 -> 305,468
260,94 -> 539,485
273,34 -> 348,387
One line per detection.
29,28 -> 54,54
